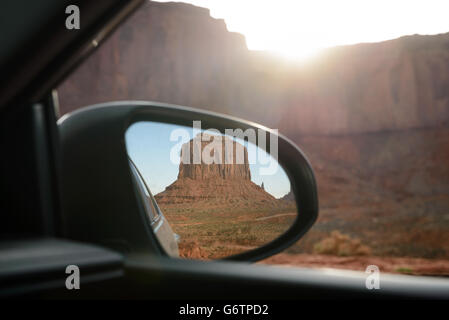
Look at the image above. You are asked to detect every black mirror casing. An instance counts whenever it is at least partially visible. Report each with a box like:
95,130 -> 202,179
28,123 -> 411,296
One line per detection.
58,101 -> 318,262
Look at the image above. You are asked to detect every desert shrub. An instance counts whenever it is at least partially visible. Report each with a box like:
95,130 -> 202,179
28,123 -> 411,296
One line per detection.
178,241 -> 208,259
395,267 -> 414,274
234,234 -> 258,245
313,230 -> 372,256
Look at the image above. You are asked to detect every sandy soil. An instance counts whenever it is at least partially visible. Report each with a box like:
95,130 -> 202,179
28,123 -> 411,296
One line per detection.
256,213 -> 297,221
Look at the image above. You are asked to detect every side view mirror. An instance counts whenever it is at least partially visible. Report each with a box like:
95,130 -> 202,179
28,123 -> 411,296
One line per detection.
58,101 -> 318,262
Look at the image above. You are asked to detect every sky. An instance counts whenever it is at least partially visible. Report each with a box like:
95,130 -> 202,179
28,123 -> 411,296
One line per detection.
156,0 -> 449,60
125,121 -> 291,198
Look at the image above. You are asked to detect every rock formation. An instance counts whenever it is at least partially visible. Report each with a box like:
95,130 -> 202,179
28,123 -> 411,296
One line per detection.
58,1 -> 449,136
177,133 -> 251,180
280,190 -> 295,202
155,134 -> 277,208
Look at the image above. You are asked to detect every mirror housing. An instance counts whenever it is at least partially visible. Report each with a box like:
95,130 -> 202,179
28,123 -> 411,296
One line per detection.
58,101 -> 318,262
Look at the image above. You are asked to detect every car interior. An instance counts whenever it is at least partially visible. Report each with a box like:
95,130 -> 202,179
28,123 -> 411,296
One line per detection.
0,0 -> 448,303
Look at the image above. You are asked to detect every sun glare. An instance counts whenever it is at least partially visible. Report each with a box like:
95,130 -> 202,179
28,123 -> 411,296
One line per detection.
156,0 -> 449,61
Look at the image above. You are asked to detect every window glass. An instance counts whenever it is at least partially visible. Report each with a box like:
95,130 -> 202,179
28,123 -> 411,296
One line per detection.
58,1 -> 449,276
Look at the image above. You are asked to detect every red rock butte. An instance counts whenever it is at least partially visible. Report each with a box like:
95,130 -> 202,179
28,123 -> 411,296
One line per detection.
155,134 -> 278,208
178,133 -> 251,180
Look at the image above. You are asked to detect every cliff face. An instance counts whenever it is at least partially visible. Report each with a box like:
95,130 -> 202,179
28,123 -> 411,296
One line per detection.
178,134 -> 251,180
280,35 -> 449,135
58,1 -> 250,123
58,1 -> 449,135
155,134 -> 276,207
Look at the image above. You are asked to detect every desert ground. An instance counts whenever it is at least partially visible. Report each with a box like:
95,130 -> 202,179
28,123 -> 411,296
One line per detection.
160,193 -> 449,277
163,205 -> 296,259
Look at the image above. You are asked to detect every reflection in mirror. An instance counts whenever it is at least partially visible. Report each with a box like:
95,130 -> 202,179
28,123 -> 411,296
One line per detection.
125,121 -> 297,259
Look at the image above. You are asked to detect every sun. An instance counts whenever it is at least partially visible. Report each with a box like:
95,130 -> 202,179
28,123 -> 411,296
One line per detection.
156,0 -> 449,61
247,31 -> 325,62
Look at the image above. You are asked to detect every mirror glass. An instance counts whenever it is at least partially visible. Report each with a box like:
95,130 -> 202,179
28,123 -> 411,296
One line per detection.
125,121 -> 297,259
